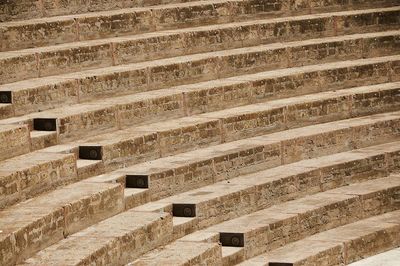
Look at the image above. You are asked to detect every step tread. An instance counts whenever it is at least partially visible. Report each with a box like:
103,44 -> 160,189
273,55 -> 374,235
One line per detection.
1,5 -> 398,60
1,30 -> 397,93
202,175 -> 399,233
241,210 -> 400,265
131,241 -> 221,265
349,247 -> 400,266
0,181 -> 121,228
88,111 -> 400,185
23,210 -> 171,265
0,0 -> 230,28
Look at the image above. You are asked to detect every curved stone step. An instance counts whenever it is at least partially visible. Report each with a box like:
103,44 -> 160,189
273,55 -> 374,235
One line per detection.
1,6 -> 398,84
104,117 -> 400,208
0,151 -> 77,209
22,210 -> 172,266
170,175 -> 400,263
1,30 -> 398,118
2,77 -> 399,148
1,0 -> 396,51
0,124 -> 30,161
0,0 -> 200,22
129,141 -> 400,238
130,241 -> 222,266
0,181 -> 124,265
349,247 -> 400,266
239,210 -> 400,266
28,82 -> 400,173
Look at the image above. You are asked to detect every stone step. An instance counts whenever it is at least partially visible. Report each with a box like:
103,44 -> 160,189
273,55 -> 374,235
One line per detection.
1,53 -> 398,124
129,141 -> 400,237
0,151 -> 78,209
1,0 -> 396,52
0,103 -> 12,118
1,6 -> 399,84
0,181 -> 124,265
34,83 -> 400,173
22,210 -> 172,265
240,210 -> 400,266
29,130 -> 58,151
1,31 -> 398,118
130,241 -> 223,265
174,175 -> 400,263
2,75 -> 399,146
0,0 -> 200,22
349,247 -> 400,266
0,124 -> 30,161
83,111 -> 400,203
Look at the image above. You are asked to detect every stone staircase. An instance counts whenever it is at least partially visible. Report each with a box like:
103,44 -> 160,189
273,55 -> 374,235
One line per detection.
0,0 -> 399,265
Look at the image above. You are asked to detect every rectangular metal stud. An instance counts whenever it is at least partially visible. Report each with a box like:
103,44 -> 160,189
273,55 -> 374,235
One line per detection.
0,91 -> 12,103
126,175 -> 149,189
79,146 -> 102,160
33,118 -> 57,131
172,203 -> 196,217
269,263 -> 293,266
219,232 -> 244,247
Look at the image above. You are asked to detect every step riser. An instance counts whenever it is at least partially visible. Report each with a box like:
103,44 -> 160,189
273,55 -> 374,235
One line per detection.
182,153 -> 398,230
343,227 -> 400,265
2,8 -> 399,84
2,0 -> 397,51
2,32 -> 398,119
47,83 -> 400,143
250,212 -> 400,266
222,188 -> 399,260
0,125 -> 30,161
0,153 -> 78,209
23,211 -> 173,265
92,85 -> 400,172
0,0 -> 200,22
2,54 -> 398,133
0,184 -> 125,265
124,117 -> 400,202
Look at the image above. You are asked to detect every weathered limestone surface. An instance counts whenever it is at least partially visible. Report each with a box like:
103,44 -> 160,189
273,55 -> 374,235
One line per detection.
1,30 -> 398,119
131,241 -> 222,265
84,112 -> 400,204
0,181 -> 124,265
2,0 -> 397,51
1,7 -> 399,84
177,175 -> 400,261
0,0 -> 399,265
0,151 -> 77,209
349,247 -> 400,266
23,211 -> 172,266
0,124 -> 30,161
241,210 -> 400,265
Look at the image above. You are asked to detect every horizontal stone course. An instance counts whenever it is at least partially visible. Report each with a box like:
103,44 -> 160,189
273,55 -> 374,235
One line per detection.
176,175 -> 400,261
1,31 -> 398,119
1,6 -> 399,84
1,65 -> 398,153
131,241 -> 223,265
0,181 -> 124,265
23,210 -> 173,265
1,0 -> 397,51
240,210 -> 400,266
43,83 -> 400,170
0,151 -> 77,209
0,0 -> 203,22
0,124 -> 30,161
85,111 -> 400,203
130,141 -> 400,236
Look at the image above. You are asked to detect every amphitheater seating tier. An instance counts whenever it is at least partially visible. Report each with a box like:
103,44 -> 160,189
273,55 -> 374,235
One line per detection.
0,0 -> 399,265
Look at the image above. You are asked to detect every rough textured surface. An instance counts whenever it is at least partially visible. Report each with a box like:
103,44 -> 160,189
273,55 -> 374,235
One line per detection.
23,211 -> 172,266
0,0 -> 399,265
